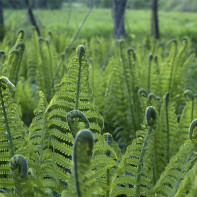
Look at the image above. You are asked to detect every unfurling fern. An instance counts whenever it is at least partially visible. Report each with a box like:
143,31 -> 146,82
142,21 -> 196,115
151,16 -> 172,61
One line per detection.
178,90 -> 196,146
66,110 -> 90,138
42,45 -> 103,184
0,77 -> 26,189
110,106 -> 157,197
9,155 -> 28,197
62,129 -> 101,197
91,132 -> 121,196
150,119 -> 197,196
1,29 -> 25,87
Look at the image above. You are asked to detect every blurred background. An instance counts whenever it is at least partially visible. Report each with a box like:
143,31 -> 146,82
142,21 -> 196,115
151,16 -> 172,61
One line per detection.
0,0 -> 196,45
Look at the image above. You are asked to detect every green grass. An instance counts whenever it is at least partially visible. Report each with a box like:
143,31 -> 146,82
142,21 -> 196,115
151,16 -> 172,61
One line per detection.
2,8 -> 197,46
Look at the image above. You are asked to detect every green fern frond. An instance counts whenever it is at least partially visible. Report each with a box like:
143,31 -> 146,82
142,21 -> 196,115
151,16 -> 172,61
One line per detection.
159,92 -> 179,165
160,39 -> 177,94
178,90 -> 195,146
62,129 -> 101,197
28,91 -> 59,194
9,155 -> 29,197
174,161 -> 197,197
110,106 -> 157,197
150,119 -> 197,196
42,45 -> 103,184
91,133 -> 121,196
0,77 -> 26,189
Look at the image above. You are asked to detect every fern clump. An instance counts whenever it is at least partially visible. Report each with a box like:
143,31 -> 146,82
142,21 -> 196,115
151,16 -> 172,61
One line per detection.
110,106 -> 157,197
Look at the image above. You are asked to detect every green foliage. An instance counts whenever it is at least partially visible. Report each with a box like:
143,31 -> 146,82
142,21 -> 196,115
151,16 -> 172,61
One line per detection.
0,26 -> 197,196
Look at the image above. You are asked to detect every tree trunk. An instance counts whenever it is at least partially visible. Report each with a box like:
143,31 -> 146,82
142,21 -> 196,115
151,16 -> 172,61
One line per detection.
113,0 -> 127,39
25,0 -> 40,36
151,0 -> 159,39
0,0 -> 4,41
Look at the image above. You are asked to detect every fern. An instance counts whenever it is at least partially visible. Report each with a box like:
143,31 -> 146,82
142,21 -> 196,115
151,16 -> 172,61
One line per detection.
159,92 -> 179,166
62,129 -> 101,197
110,106 -> 157,197
66,110 -> 90,138
174,161 -> 197,197
9,155 -> 29,197
1,30 -> 25,86
91,132 -> 121,196
178,90 -> 195,146
150,119 -> 197,196
42,45 -> 103,184
28,91 -> 59,195
0,77 -> 26,190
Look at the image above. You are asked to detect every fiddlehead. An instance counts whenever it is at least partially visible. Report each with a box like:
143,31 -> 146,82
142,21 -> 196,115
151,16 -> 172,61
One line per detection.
146,106 -> 157,127
66,110 -> 90,138
138,88 -> 148,97
9,155 -> 28,179
148,93 -> 160,106
9,155 -> 28,197
73,129 -> 94,197
76,45 -> 86,110
189,119 -> 197,140
184,90 -> 194,121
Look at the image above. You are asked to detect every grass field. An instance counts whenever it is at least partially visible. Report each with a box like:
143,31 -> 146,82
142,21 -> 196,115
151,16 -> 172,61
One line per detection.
3,8 -> 197,46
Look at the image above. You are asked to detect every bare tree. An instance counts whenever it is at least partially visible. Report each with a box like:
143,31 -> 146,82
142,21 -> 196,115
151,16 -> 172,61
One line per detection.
113,0 -> 127,39
151,0 -> 159,39
25,0 -> 40,36
0,0 -> 4,40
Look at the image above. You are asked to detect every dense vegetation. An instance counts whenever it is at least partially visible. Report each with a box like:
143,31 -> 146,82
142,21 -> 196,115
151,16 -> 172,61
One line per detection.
0,6 -> 197,197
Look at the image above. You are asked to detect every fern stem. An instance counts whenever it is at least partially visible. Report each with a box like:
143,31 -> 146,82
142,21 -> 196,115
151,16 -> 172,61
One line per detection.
168,40 -> 177,93
105,133 -> 112,197
75,45 -> 85,110
46,40 -> 54,98
47,53 -> 65,102
106,169 -> 110,197
0,91 -> 14,156
148,54 -> 153,93
136,127 -> 152,196
165,92 -> 170,163
118,41 -> 136,132
48,4 -> 94,96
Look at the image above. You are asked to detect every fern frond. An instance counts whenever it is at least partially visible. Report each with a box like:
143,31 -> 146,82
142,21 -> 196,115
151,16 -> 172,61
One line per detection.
91,133 -> 121,196
178,90 -> 195,146
0,77 -> 26,189
159,92 -> 179,166
150,120 -> 197,196
62,129 -> 101,197
110,106 -> 157,197
28,91 -> 59,194
42,45 -> 103,185
174,161 -> 197,197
